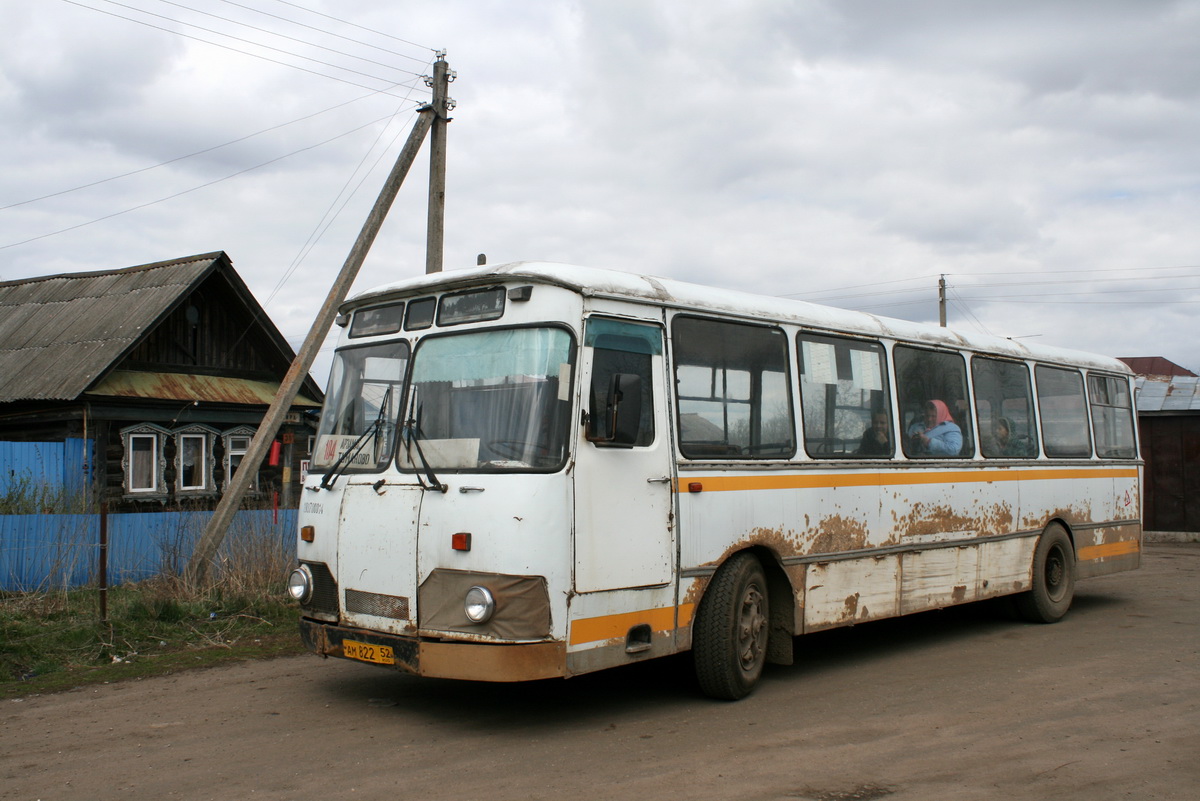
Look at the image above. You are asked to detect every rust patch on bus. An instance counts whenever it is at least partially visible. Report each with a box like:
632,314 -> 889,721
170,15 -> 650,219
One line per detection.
681,576 -> 712,612
892,501 -> 1014,539
810,515 -> 870,554
420,640 -> 565,682
843,592 -> 860,619
896,503 -> 976,538
1022,505 -> 1094,532
708,526 -> 802,566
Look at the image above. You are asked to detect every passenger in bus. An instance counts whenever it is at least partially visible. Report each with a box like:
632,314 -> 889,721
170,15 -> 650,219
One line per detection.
992,416 -> 1031,457
856,410 -> 892,455
908,399 -> 962,456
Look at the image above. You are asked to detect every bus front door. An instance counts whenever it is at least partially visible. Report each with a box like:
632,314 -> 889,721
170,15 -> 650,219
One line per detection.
574,318 -> 675,592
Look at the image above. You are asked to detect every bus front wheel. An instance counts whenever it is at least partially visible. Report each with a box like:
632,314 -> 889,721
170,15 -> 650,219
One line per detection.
693,552 -> 769,700
1015,524 -> 1076,623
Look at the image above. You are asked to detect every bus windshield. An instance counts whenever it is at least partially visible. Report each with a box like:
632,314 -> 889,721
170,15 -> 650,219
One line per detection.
400,327 -> 574,472
312,341 -> 409,472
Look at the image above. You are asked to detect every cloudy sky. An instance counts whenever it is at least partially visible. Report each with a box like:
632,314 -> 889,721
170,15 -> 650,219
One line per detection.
3,0 -> 1199,384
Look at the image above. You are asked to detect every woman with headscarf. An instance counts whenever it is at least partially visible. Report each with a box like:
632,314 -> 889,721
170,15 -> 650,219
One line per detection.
908,399 -> 963,456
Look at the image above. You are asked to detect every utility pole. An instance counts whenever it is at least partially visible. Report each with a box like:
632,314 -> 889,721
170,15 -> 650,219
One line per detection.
938,274 -> 947,327
184,61 -> 450,586
425,54 -> 453,273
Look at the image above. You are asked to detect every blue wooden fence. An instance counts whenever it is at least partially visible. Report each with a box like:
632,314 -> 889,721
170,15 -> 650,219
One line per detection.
0,510 -> 297,591
0,439 -> 94,498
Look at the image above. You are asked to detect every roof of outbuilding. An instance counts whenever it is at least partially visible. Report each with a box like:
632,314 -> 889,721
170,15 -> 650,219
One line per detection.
1135,375 -> 1200,413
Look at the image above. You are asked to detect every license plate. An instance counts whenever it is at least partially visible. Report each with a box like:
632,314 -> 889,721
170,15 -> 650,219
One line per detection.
342,639 -> 394,665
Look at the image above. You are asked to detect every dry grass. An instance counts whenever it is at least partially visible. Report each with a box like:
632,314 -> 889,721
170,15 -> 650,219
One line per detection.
0,511 -> 304,698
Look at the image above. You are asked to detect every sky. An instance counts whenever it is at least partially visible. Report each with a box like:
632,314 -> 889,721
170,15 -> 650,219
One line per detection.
2,0 -> 1199,386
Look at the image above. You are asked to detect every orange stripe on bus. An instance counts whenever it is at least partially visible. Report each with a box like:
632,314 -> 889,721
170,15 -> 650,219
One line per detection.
1078,539 -> 1140,561
678,467 -> 1138,494
569,603 -> 695,646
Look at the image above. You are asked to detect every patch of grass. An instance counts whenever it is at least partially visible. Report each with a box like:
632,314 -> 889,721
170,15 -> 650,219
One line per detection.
0,580 -> 306,699
0,512 -> 310,700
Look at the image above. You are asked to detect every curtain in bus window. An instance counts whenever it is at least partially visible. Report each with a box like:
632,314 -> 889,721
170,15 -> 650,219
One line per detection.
1036,366 -> 1092,457
893,346 -> 974,458
972,357 -> 1038,458
314,341 -> 409,471
798,334 -> 892,458
672,317 -> 794,459
407,328 -> 573,470
1088,374 -> 1137,458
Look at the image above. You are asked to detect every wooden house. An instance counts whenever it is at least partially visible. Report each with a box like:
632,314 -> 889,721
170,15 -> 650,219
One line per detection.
0,252 -> 323,511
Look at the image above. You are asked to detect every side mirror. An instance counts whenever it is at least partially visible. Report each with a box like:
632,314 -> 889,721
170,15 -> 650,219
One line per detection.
587,373 -> 642,447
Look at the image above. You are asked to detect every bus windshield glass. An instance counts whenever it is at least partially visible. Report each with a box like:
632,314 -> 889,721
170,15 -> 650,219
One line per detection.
312,341 -> 409,472
400,327 -> 573,472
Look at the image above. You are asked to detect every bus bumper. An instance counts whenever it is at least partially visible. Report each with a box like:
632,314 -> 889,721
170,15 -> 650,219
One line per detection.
299,618 -> 567,682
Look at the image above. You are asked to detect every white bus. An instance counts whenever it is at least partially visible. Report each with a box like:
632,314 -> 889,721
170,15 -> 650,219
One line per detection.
288,262 -> 1141,699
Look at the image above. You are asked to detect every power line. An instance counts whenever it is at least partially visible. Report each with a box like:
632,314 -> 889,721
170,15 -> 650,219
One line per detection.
777,274 -> 937,299
957,273 -> 1200,289
1,111 -> 411,251
959,284 -> 1200,300
1,81 -> 424,212
148,0 -> 426,76
61,0 -> 424,96
949,264 -> 1200,277
267,0 -> 433,53
266,94 -> 430,306
214,0 -> 432,64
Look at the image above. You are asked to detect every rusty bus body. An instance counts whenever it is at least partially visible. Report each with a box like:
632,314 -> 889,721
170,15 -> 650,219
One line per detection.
289,263 -> 1140,699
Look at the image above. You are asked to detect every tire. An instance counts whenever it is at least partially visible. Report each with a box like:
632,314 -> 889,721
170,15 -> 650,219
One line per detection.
693,552 -> 769,700
1014,524 -> 1076,623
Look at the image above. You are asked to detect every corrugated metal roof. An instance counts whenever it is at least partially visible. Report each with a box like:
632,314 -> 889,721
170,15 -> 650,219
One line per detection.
1135,376 -> 1200,413
0,254 -> 221,401
86,370 -> 321,407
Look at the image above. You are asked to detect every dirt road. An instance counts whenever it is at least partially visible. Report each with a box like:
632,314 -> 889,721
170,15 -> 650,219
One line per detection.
3,543 -> 1196,801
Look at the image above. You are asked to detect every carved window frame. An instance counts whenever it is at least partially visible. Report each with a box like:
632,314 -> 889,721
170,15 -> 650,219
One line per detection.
121,423 -> 170,497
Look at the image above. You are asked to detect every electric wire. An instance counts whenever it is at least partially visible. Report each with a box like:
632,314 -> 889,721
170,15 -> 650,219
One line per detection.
214,0 -> 432,63
267,0 -> 432,52
1,79 -> 425,212
61,0 -> 422,96
0,110 -> 418,251
265,92 -> 430,306
147,0 -> 426,76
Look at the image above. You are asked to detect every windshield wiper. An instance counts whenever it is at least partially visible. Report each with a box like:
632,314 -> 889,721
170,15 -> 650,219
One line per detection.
403,400 -> 447,494
316,386 -> 392,491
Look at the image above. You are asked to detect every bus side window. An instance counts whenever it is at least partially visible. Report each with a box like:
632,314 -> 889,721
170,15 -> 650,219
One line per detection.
672,317 -> 795,459
972,357 -> 1038,458
1036,366 -> 1093,458
584,318 -> 659,448
894,346 -> 974,458
1088,374 -> 1137,459
798,334 -> 892,458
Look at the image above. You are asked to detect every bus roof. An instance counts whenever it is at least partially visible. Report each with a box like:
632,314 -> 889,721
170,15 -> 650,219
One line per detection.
349,261 -> 1130,375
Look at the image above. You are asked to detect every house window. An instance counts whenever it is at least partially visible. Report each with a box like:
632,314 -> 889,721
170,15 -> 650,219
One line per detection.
121,424 -> 169,496
130,435 -> 158,491
223,427 -> 258,492
174,425 -> 218,494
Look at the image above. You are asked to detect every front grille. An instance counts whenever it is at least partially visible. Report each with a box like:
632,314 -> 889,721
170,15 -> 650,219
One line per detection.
301,561 -> 338,615
345,588 -> 410,620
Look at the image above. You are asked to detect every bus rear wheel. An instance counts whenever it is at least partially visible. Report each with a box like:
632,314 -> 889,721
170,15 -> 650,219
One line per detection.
1015,524 -> 1076,623
693,552 -> 769,700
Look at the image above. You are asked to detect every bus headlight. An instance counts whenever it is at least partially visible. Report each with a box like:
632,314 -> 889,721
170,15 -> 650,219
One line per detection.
464,585 -> 496,623
288,565 -> 313,604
